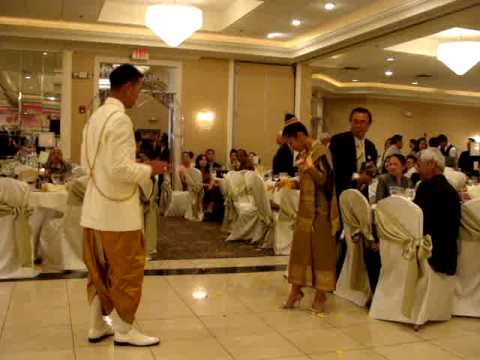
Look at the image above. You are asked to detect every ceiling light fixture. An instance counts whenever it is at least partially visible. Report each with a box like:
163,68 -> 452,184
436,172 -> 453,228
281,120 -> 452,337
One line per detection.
324,2 -> 336,11
25,75 -> 32,80
42,52 -> 48,56
385,70 -> 394,77
437,41 -> 480,75
352,79 -> 359,82
291,19 -> 302,27
267,32 -> 284,39
411,81 -> 419,85
386,57 -> 395,62
145,4 -> 203,47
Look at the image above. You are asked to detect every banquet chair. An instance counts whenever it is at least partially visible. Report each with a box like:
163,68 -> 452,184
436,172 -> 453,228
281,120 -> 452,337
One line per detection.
335,189 -> 372,307
272,187 -> 299,255
39,176 -> 87,270
141,177 -> 159,258
165,168 -> 204,222
0,178 -> 37,278
369,196 -> 455,328
453,198 -> 480,317
224,170 -> 274,248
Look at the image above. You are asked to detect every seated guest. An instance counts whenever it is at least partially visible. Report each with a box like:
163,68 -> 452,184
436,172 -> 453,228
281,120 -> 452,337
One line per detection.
458,138 -> 476,176
205,148 -> 222,173
196,154 -> 224,222
444,166 -> 467,193
237,149 -> 255,171
249,152 -> 260,168
416,137 -> 428,158
178,151 -> 194,191
226,149 -> 240,171
405,155 -> 420,186
135,131 -> 150,162
414,148 -> 460,275
428,136 -> 440,148
408,138 -> 419,156
45,147 -> 71,182
378,138 -> 392,172
383,134 -> 403,160
376,154 -> 411,202
272,133 -> 295,176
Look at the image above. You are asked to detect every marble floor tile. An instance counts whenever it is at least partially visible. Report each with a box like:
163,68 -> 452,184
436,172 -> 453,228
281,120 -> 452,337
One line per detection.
310,349 -> 387,360
432,335 -> 480,358
0,350 -> 75,360
282,327 -> 364,355
200,313 -> 272,337
375,342 -> 463,360
138,317 -> 212,341
76,346 -> 155,360
0,325 -> 73,354
257,309 -> 332,334
339,321 -> 422,347
216,331 -> 303,360
150,338 -> 233,360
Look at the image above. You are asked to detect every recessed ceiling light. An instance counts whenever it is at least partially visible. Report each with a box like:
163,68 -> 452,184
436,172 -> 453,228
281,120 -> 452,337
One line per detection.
42,52 -> 48,56
385,70 -> 394,77
25,75 -> 32,79
291,19 -> 302,27
267,32 -> 284,39
324,2 -> 336,11
386,57 -> 395,62
352,79 -> 359,82
411,81 -> 419,85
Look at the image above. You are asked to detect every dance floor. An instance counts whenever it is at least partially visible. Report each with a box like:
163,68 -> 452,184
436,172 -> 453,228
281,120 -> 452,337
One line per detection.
1,271 -> 479,359
155,218 -> 274,260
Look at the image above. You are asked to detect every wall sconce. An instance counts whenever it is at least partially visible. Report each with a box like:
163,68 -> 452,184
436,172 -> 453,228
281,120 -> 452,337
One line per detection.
196,110 -> 215,129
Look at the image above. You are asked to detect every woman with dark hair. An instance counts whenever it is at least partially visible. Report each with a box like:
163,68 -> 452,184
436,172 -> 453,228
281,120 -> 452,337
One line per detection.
418,137 -> 428,152
237,149 -> 255,171
408,139 -> 419,156
195,154 -> 224,222
45,147 -> 72,182
375,154 -> 411,202
282,121 -> 339,313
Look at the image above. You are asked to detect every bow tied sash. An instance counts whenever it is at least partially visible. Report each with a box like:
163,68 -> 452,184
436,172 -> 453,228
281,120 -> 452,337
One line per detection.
376,208 -> 432,318
0,203 -> 34,268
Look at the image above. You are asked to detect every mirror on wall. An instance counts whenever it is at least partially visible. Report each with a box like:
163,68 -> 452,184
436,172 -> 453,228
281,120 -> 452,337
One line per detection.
0,49 -> 63,158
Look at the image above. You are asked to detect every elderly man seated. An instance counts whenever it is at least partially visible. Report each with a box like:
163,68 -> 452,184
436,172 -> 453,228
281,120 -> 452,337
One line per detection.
414,148 -> 460,276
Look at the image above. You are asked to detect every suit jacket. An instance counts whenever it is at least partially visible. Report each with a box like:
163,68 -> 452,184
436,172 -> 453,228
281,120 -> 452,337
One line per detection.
414,174 -> 460,275
329,131 -> 378,198
81,97 -> 152,231
272,143 -> 295,176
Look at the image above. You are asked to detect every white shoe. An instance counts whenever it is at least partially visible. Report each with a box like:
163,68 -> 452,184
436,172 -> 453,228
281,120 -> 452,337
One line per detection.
88,297 -> 114,343
114,328 -> 160,347
88,321 -> 114,343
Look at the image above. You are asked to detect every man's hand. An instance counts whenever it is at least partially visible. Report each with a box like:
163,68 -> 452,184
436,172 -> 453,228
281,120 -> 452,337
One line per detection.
147,160 -> 168,175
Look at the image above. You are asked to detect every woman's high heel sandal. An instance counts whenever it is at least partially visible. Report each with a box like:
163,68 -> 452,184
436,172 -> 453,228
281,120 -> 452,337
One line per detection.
282,291 -> 304,309
311,293 -> 327,314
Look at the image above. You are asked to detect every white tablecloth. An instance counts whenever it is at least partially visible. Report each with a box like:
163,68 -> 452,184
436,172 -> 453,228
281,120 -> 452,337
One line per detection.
29,190 -> 69,213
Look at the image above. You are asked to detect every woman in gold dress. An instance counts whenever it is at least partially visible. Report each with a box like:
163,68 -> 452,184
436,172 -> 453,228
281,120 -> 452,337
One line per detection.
282,121 -> 340,312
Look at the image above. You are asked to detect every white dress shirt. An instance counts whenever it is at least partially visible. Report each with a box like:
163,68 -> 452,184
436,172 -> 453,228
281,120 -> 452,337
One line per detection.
354,136 -> 366,172
80,97 -> 152,231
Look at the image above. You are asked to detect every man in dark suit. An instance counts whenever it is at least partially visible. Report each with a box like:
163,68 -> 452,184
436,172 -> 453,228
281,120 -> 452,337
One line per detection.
330,107 -> 378,198
330,107 -> 379,290
272,133 -> 295,176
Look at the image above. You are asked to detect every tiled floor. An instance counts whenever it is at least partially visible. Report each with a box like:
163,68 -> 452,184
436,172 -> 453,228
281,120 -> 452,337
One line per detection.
0,271 -> 478,360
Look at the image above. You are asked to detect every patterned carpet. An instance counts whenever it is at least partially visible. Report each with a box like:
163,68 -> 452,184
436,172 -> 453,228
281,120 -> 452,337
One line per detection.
155,217 -> 274,260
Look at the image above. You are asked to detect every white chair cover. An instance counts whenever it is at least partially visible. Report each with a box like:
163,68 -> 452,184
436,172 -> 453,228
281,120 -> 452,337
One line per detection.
165,168 -> 204,222
184,168 -> 204,222
272,188 -> 299,255
39,177 -> 87,270
140,177 -> 159,257
225,171 -> 274,247
369,196 -> 454,326
453,198 -> 480,317
444,167 -> 467,192
0,178 -> 37,279
335,189 -> 372,307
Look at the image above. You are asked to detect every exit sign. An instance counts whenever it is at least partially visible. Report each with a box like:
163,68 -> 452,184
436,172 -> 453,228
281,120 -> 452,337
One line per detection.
131,48 -> 149,61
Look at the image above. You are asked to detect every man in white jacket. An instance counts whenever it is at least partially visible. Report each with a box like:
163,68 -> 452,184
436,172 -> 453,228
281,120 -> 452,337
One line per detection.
81,64 -> 167,347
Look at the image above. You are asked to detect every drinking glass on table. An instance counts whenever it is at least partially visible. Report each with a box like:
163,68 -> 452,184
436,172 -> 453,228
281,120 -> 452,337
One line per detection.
389,186 -> 404,196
